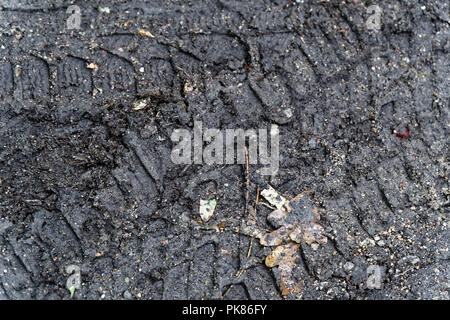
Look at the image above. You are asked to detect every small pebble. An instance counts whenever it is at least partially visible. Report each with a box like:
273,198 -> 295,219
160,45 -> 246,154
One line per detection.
123,290 -> 133,300
344,262 -> 354,271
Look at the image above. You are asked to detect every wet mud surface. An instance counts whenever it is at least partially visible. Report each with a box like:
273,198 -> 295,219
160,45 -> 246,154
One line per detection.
0,0 -> 448,299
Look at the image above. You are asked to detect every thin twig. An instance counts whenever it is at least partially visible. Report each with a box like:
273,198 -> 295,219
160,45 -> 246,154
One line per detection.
254,186 -> 260,213
244,146 -> 250,215
235,269 -> 245,278
259,202 -> 276,210
222,284 -> 233,298
247,237 -> 254,258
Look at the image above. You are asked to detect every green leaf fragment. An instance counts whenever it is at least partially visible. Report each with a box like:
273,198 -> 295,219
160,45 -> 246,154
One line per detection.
69,286 -> 76,298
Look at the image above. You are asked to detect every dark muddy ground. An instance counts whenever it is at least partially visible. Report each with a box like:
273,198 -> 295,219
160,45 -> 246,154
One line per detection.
0,0 -> 448,300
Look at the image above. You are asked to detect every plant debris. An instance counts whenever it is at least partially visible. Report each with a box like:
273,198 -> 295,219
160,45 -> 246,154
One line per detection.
138,29 -> 155,39
86,62 -> 98,70
247,191 -> 328,247
265,242 -> 302,296
68,286 -> 76,298
199,199 -> 217,222
262,196 -> 327,246
260,186 -> 288,210
242,190 -> 328,296
132,98 -> 150,110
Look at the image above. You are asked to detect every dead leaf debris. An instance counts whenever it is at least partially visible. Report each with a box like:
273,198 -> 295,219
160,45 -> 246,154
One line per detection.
242,188 -> 328,296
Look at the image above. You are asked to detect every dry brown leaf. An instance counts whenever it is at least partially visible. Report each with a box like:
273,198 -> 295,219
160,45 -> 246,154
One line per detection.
302,223 -> 328,245
242,190 -> 328,297
260,226 -> 291,246
280,280 -> 302,296
288,226 -> 303,242
240,218 -> 265,239
265,242 -> 299,267
265,242 -> 301,295
267,209 -> 289,228
260,192 -> 327,248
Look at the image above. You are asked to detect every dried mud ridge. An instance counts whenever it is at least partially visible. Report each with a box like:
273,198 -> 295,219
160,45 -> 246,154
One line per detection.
0,0 -> 448,299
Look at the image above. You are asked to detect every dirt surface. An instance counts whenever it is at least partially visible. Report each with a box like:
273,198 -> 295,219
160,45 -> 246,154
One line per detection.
0,0 -> 448,300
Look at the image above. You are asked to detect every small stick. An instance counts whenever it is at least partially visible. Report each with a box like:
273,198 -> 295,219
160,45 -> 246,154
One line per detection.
222,284 -> 234,298
259,202 -> 276,210
247,237 -> 254,258
236,269 -> 245,278
244,146 -> 250,215
246,187 -> 260,259
254,186 -> 260,213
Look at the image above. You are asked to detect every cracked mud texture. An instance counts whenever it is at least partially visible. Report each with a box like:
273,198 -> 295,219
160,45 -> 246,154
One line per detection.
0,0 -> 448,300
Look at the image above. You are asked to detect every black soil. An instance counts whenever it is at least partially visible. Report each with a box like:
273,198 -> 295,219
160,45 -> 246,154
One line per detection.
0,0 -> 448,299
